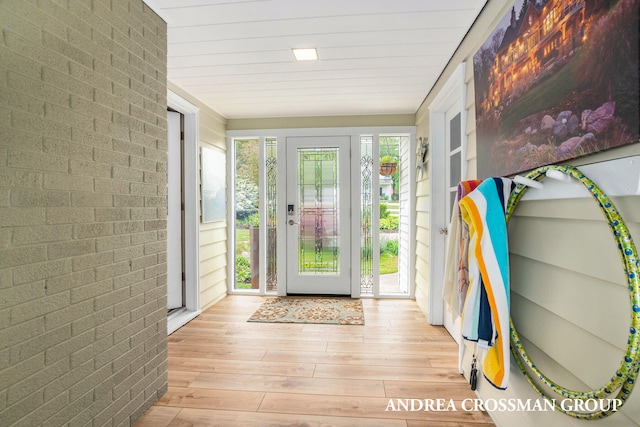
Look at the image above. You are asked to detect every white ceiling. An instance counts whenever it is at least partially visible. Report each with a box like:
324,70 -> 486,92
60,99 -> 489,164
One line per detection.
152,0 -> 487,119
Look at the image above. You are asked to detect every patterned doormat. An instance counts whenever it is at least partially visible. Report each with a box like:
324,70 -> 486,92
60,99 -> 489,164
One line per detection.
248,297 -> 364,325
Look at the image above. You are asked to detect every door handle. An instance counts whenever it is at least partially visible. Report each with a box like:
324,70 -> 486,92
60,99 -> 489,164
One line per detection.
288,219 -> 298,225
439,227 -> 448,235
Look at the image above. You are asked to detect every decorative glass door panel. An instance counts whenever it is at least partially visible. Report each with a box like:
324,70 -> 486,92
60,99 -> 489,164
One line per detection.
286,137 -> 351,295
298,148 -> 340,274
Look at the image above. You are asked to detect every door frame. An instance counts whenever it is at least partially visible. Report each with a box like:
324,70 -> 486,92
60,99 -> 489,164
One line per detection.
227,126 -> 416,298
167,90 -> 201,334
166,110 -> 183,310
427,63 -> 467,326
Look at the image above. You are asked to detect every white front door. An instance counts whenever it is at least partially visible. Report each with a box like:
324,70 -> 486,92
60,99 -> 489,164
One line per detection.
285,136 -> 351,295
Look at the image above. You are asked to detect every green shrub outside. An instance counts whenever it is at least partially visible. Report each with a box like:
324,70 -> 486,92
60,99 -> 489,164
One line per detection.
235,256 -> 251,285
380,216 -> 399,230
382,239 -> 398,256
380,203 -> 390,219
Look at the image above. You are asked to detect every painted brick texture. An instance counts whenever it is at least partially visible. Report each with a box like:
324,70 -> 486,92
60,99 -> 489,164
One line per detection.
0,1 -> 169,425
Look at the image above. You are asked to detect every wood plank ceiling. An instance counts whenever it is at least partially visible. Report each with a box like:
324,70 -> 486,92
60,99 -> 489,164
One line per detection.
152,0 -> 488,119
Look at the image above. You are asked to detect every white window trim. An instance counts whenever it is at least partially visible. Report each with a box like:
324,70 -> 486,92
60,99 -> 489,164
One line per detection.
427,63 -> 467,325
167,90 -> 201,334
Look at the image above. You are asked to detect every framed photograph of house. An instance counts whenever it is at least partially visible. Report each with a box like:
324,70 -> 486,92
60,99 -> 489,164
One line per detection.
473,0 -> 639,178
201,146 -> 226,223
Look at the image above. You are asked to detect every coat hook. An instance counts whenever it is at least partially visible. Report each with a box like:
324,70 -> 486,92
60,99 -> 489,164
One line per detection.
545,169 -> 572,182
513,175 -> 543,189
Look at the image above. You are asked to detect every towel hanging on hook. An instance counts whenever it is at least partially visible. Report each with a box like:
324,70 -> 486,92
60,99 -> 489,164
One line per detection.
459,177 -> 515,390
442,179 -> 482,375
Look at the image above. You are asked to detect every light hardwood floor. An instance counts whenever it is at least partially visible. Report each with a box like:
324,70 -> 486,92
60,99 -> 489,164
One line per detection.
133,296 -> 494,426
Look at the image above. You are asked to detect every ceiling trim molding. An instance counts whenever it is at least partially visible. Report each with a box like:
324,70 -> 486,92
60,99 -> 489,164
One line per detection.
226,125 -> 416,138
142,0 -> 172,23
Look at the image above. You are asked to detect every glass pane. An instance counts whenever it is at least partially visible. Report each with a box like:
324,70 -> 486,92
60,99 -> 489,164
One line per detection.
234,139 -> 259,289
450,112 -> 461,150
266,138 -> 278,291
450,190 -> 457,220
297,148 -> 340,274
360,136 -> 373,295
450,151 -> 461,186
379,136 -> 400,293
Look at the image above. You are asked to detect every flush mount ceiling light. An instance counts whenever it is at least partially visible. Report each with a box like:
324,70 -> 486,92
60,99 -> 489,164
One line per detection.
292,48 -> 318,61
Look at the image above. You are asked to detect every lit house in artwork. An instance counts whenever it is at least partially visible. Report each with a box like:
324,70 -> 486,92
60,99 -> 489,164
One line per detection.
485,0 -> 587,112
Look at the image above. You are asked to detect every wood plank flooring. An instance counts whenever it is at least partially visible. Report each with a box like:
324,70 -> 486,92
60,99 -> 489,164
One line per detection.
133,296 -> 494,426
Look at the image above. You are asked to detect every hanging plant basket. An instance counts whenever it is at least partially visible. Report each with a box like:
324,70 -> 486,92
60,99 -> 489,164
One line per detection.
380,162 -> 397,176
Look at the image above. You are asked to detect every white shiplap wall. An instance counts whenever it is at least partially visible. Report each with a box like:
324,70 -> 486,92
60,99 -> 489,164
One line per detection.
504,190 -> 640,426
414,128 -> 431,312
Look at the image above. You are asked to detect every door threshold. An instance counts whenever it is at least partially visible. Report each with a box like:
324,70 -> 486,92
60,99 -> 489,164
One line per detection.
286,293 -> 351,297
167,307 -> 185,316
167,308 -> 201,334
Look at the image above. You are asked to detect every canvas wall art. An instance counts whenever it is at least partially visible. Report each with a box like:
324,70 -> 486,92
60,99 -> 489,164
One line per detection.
473,0 -> 639,178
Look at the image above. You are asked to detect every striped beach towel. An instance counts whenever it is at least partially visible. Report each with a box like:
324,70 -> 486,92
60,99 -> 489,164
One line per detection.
459,177 -> 514,390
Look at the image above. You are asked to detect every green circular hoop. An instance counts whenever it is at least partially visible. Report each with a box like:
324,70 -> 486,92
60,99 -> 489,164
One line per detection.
506,164 -> 640,420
